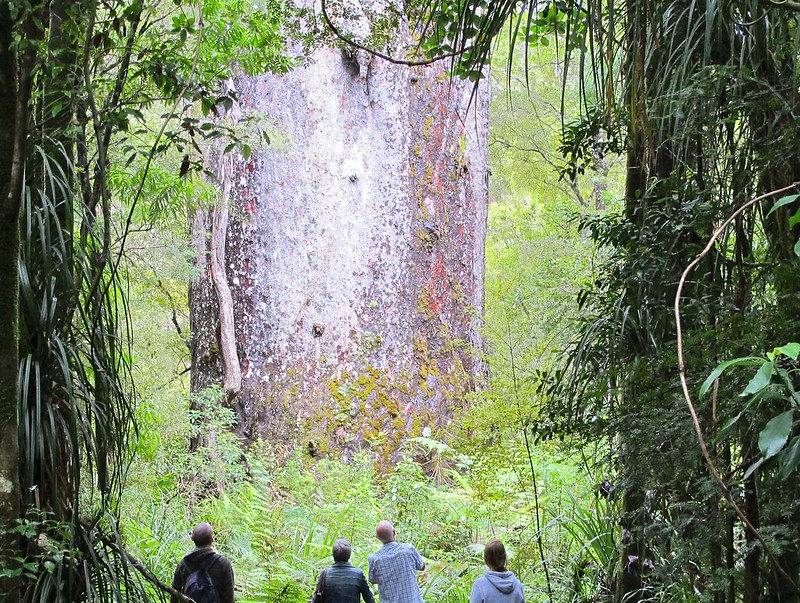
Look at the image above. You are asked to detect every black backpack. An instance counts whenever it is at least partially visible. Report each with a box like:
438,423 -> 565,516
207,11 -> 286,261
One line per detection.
183,555 -> 221,603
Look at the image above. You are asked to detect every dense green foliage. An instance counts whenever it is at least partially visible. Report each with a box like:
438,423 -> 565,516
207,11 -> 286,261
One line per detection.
113,36 -> 610,601
3,1 -> 607,601
6,0 -> 800,602
123,414 -> 597,602
420,1 -> 800,601
0,0 -> 295,600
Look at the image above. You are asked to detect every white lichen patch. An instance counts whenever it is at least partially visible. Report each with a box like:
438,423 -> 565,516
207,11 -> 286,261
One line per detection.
0,473 -> 14,494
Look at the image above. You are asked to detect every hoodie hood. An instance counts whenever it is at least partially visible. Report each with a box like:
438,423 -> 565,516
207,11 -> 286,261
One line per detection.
183,547 -> 218,568
484,571 -> 517,594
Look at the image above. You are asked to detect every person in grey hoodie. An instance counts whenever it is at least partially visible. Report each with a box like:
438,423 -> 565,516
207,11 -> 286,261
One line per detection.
469,540 -> 525,603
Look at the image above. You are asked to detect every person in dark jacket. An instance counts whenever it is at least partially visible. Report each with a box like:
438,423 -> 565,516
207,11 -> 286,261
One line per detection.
316,538 -> 375,603
469,540 -> 524,603
172,522 -> 235,603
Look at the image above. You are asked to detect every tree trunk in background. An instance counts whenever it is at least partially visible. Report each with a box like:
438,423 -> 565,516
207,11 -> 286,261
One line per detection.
0,213 -> 21,603
0,3 -> 32,597
615,487 -> 645,603
190,34 -> 489,463
742,471 -> 760,603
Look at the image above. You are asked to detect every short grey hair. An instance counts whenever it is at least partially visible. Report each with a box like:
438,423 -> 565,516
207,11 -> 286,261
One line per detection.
332,538 -> 352,562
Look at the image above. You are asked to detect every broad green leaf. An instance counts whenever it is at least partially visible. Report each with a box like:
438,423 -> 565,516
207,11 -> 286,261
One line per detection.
789,207 -> 800,227
743,457 -> 765,481
742,360 -> 774,396
778,436 -> 800,479
776,343 -> 800,361
759,410 -> 794,459
718,411 -> 743,436
795,238 -> 800,258
766,194 -> 799,218
699,356 -> 763,398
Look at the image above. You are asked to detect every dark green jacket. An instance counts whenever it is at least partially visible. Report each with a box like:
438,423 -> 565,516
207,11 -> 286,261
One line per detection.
321,561 -> 375,603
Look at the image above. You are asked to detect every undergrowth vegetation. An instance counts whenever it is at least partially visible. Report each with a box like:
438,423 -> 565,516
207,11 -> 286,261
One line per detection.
115,34 -> 616,603
122,384 -> 610,603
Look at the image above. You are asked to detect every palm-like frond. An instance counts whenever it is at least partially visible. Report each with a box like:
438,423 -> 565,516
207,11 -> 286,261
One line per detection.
17,141 -> 162,602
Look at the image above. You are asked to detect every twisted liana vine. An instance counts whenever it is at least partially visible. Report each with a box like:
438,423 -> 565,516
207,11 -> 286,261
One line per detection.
674,181 -> 800,592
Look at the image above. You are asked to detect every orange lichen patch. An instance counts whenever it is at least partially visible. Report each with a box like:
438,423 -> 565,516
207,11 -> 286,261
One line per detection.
426,254 -> 449,315
240,257 -> 252,289
243,195 -> 258,215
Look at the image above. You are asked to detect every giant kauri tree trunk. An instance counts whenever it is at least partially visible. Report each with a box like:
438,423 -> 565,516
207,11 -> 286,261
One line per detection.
190,24 -> 489,463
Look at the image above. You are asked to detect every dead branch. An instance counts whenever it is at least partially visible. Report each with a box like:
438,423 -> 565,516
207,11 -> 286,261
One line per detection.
211,150 -> 242,400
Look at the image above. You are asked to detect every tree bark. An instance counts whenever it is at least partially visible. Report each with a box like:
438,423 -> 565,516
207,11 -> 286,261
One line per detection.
615,487 -> 645,603
0,3 -> 35,598
0,219 -> 21,603
743,472 -> 760,603
210,152 -> 242,400
190,20 -> 490,463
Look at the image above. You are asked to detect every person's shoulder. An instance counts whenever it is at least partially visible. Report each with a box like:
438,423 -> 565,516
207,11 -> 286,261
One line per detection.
470,575 -> 488,592
214,553 -> 233,568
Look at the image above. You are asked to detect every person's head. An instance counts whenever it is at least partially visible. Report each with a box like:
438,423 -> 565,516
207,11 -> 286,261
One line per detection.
483,540 -> 507,572
332,539 -> 352,563
191,522 -> 215,548
375,520 -> 396,544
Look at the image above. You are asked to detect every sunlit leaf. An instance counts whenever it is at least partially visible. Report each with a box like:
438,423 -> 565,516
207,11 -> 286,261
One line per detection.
698,356 -> 763,399
759,411 -> 794,459
789,207 -> 800,227
742,361 -> 774,396
775,343 -> 800,361
766,194 -> 799,218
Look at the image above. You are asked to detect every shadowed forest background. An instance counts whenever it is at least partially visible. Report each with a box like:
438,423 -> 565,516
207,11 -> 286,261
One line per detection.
1,1 -> 800,602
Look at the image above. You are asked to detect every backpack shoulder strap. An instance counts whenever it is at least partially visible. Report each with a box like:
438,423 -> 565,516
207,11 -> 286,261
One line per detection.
204,553 -> 221,572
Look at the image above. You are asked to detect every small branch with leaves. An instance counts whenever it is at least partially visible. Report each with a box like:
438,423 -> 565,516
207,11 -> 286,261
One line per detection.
674,181 -> 800,593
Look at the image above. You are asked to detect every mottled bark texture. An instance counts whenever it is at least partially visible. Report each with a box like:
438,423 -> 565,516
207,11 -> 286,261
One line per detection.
0,3 -> 30,597
190,36 -> 489,464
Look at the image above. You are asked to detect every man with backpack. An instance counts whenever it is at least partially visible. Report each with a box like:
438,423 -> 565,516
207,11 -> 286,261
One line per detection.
172,522 -> 235,603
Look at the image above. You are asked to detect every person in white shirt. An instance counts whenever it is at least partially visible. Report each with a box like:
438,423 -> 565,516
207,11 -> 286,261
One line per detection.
368,521 -> 425,603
